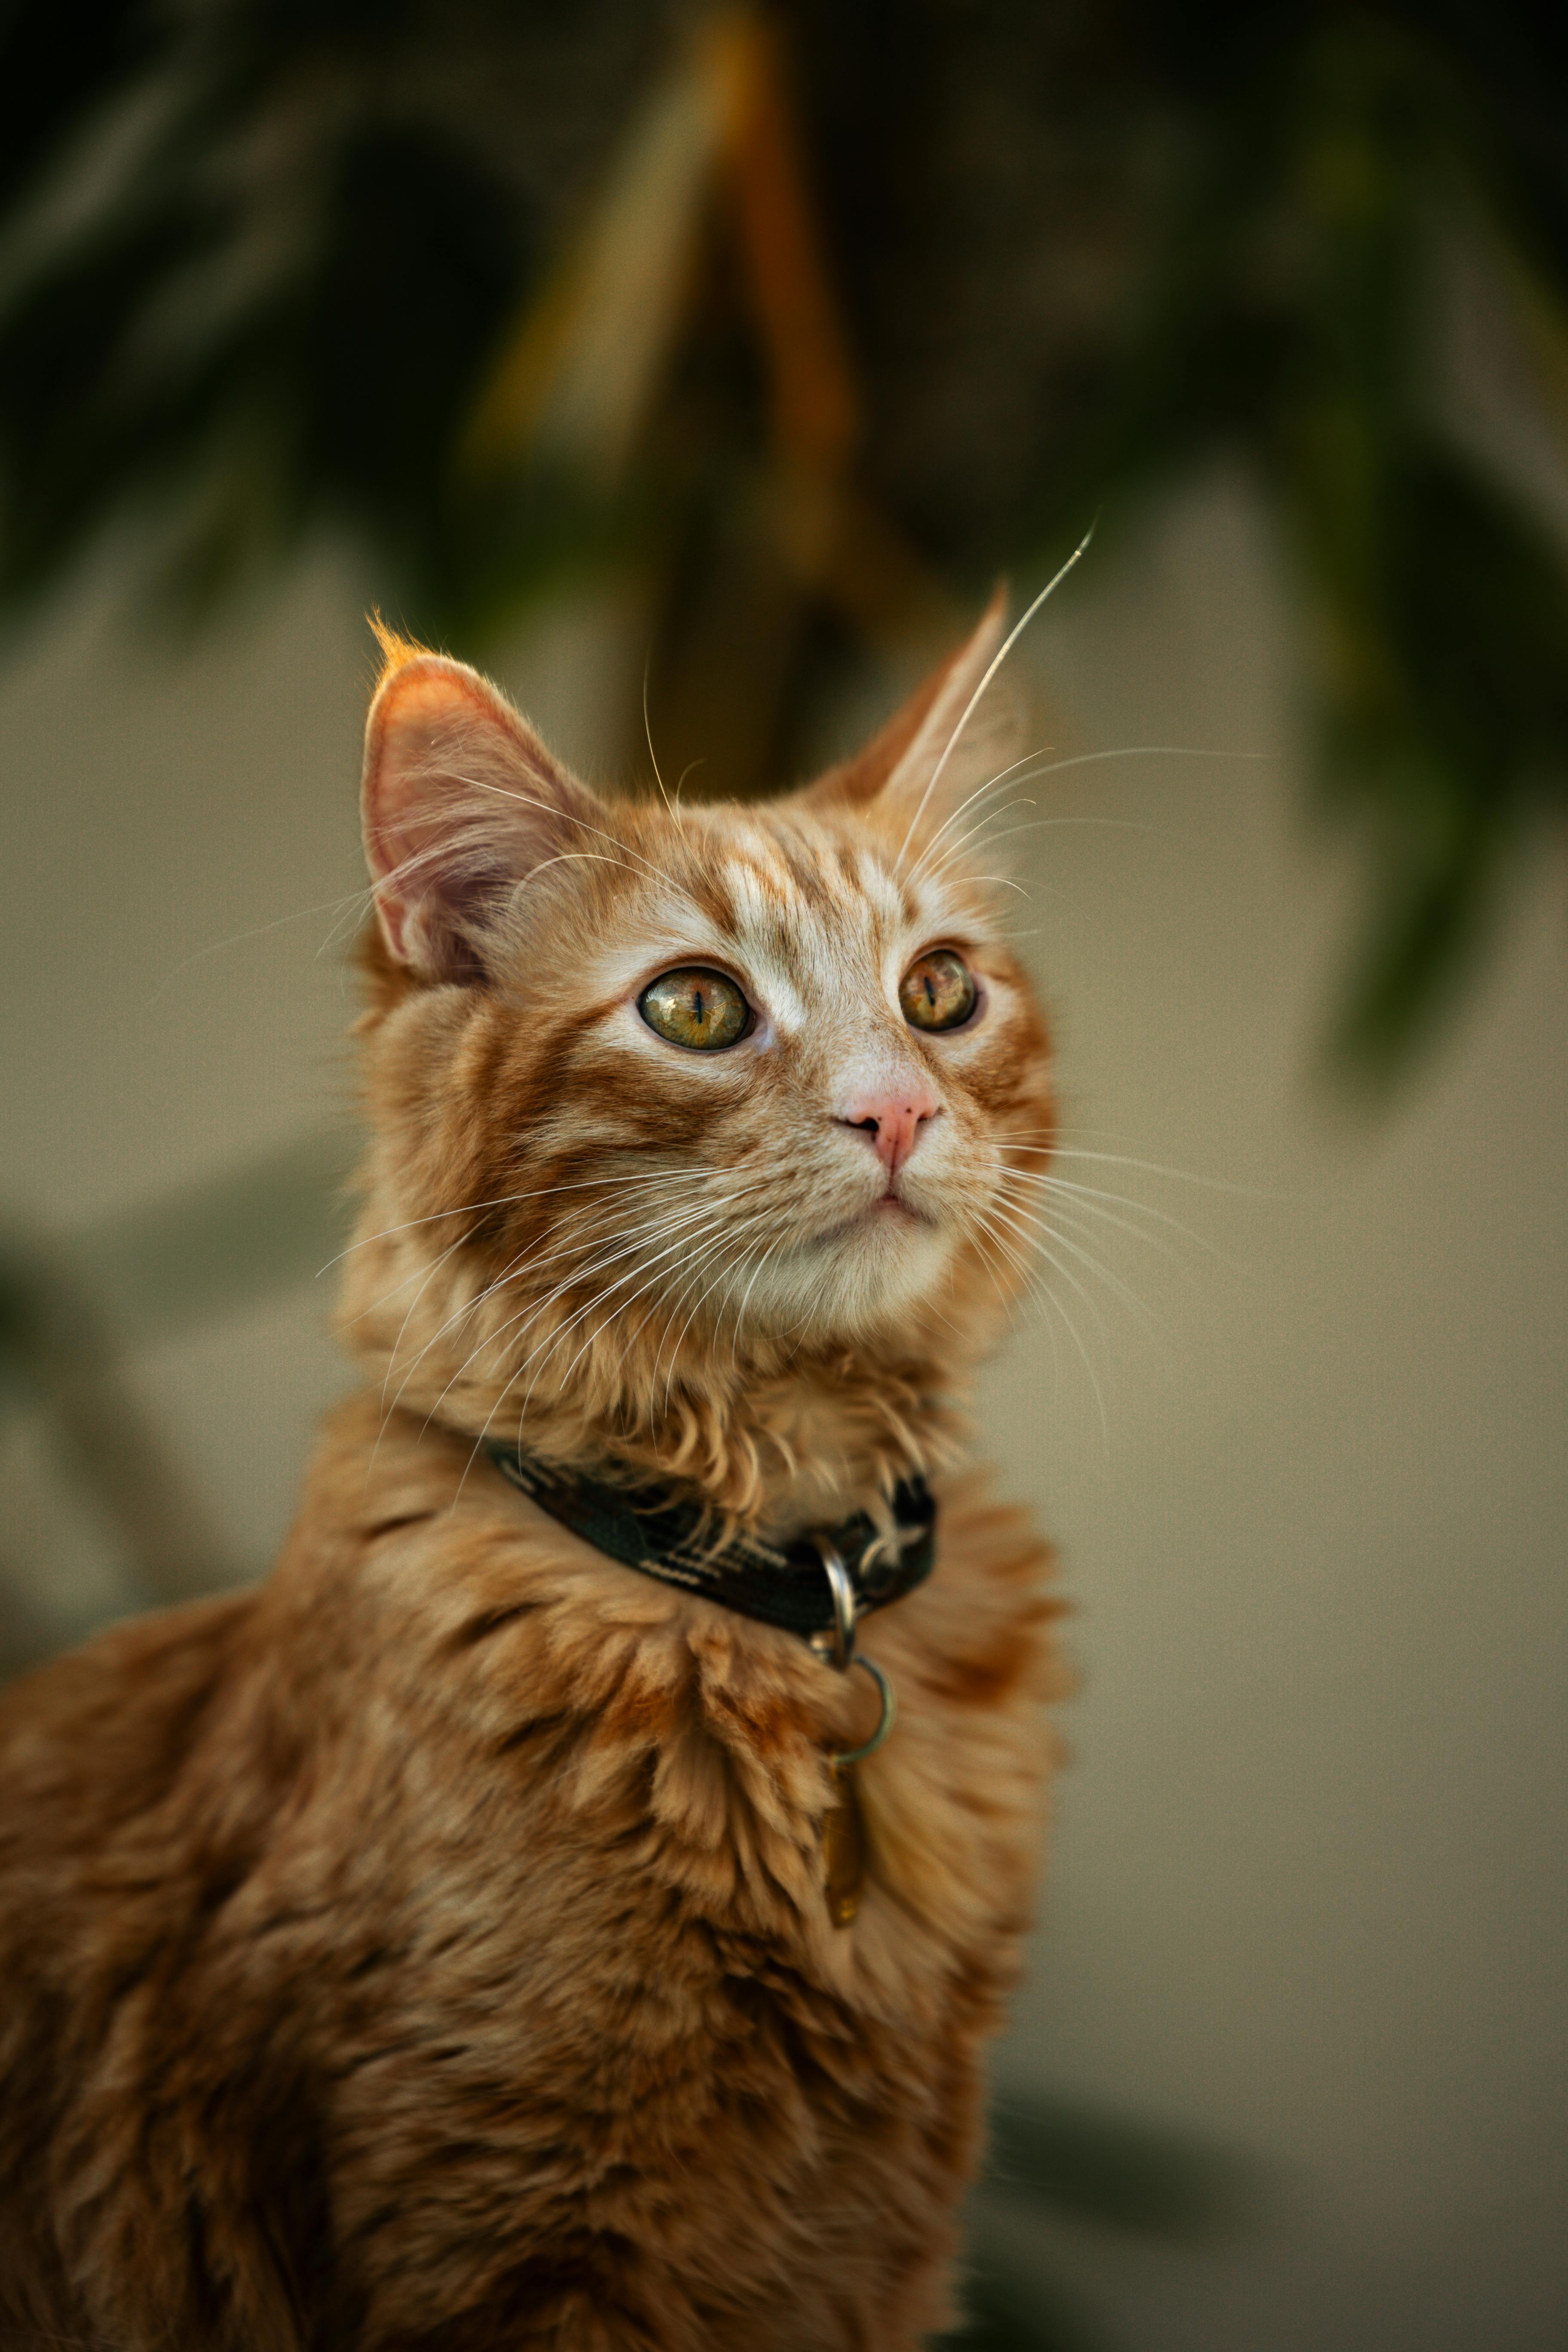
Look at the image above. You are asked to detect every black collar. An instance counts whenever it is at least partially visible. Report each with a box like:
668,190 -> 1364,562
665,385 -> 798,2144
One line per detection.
485,1441 -> 936,1647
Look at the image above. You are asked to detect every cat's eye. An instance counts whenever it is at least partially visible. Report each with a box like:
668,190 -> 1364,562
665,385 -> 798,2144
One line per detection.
900,949 -> 977,1033
638,967 -> 752,1051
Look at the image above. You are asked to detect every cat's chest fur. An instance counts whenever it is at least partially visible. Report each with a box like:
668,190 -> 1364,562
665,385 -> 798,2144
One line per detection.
0,1392 -> 1062,2351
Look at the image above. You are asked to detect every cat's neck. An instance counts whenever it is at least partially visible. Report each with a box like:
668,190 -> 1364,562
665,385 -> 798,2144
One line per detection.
338,1213 -> 989,1533
502,1337 -> 971,1536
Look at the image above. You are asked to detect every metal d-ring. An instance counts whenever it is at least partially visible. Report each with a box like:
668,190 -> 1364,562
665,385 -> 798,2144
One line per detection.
810,1536 -> 897,1765
832,1657 -> 896,1768
809,1537 -> 858,1671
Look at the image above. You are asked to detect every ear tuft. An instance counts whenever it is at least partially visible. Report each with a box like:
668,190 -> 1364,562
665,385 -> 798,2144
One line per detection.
368,610 -> 435,688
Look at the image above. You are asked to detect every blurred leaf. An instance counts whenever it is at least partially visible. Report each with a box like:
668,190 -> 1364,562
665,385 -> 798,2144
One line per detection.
1302,444 -> 1568,1076
63,1124 -> 360,1345
981,2088 -> 1251,2241
937,2256 -> 1124,2352
925,2084 -> 1258,2346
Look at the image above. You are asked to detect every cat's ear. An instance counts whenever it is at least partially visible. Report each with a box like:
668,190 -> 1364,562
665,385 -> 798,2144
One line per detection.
360,624 -> 600,982
802,591 -> 1028,842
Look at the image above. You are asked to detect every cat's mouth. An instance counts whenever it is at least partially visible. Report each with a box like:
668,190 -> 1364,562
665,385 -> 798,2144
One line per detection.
810,1188 -> 936,1246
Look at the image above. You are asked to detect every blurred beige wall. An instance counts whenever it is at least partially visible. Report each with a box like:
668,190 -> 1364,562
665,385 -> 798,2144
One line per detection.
1,486 -> 1565,2347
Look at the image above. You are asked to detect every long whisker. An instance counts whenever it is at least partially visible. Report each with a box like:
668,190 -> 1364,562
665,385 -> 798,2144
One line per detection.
437,1193 -> 772,1448
147,885 -> 375,1003
905,742 -> 1273,897
901,747 -> 1057,881
643,652 -> 676,820
1000,1166 -> 1234,1262
376,1232 -> 472,1394
728,1234 -> 785,1371
612,1179 -> 786,1384
649,1206 -> 777,1396
521,1202 -> 777,1427
964,1216 -> 1021,1318
377,1177 -> 705,1396
321,1164 -> 707,1272
572,1206 -> 776,1391
389,1182 -> 764,1425
990,1194 -> 1164,1340
914,790 -> 1036,863
358,1231 -> 480,1495
975,1206 -> 1110,1450
895,520 -> 1096,872
917,746 -> 1273,877
998,1175 -> 1215,1286
657,1213 -> 779,1406
617,1216 -> 776,1411
912,801 -> 1042,891
918,811 -> 1181,897
451,772 -> 682,895
455,1207 -> 766,1494
1020,1145 -> 1283,1199
511,1184 -> 775,1376
444,1168 -> 723,1297
908,741 -> 1192,884
491,1186 -> 772,1377
338,1227 -> 469,1332
980,1193 -> 1117,1358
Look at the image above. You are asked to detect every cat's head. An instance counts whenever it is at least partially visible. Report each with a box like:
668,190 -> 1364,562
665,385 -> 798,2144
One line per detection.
343,602 -> 1053,1501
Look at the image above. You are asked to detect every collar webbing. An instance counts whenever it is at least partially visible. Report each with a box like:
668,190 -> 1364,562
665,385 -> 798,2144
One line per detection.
485,1441 -> 936,1644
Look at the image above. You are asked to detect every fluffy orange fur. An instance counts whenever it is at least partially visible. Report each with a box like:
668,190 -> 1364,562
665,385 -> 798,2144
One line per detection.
0,606 -> 1067,2349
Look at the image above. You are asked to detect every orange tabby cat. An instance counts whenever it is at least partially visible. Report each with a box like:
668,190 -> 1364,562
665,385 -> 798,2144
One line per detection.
0,603 -> 1065,2350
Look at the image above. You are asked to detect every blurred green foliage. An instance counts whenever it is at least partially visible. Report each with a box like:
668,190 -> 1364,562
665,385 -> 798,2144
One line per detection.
2,3 -> 1566,1078
944,2089 -> 1253,2350
0,16 -> 1541,2335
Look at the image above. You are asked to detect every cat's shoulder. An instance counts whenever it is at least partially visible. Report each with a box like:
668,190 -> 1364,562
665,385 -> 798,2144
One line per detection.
270,1391 -> 712,1755
0,1588 -> 258,1817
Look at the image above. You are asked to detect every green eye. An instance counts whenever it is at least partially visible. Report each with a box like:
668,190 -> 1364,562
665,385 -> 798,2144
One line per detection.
900,948 -> 977,1033
638,967 -> 751,1051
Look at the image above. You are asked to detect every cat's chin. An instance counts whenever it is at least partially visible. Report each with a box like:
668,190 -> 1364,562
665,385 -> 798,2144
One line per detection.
734,1205 -> 959,1346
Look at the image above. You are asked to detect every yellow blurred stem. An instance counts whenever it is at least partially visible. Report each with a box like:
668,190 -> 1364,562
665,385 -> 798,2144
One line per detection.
460,10 -> 952,656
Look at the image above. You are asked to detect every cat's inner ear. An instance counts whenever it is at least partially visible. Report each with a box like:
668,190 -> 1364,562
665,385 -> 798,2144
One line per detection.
360,632 -> 598,982
802,591 -> 1029,849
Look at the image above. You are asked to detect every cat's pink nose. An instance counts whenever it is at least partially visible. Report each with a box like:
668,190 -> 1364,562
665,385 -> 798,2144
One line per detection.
837,1084 -> 940,1176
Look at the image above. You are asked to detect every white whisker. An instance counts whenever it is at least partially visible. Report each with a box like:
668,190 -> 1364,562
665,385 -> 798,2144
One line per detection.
146,886 -> 376,1004
976,1206 -> 1110,1451
729,1235 -> 785,1371
998,1176 -> 1214,1288
1030,1146 -> 1283,1199
321,1164 -> 706,1274
451,772 -> 682,895
390,1182 -> 767,1428
657,1212 -> 779,1405
895,520 -> 1096,873
990,1194 -> 1164,1340
524,1203 -> 777,1426
1000,1166 -> 1234,1262
643,652 -> 676,822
